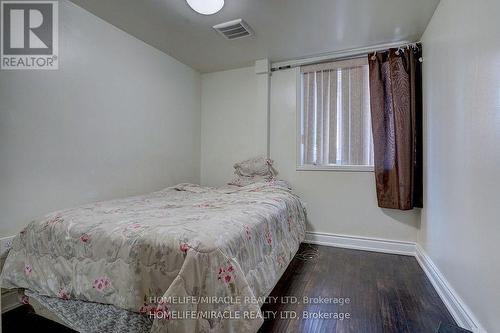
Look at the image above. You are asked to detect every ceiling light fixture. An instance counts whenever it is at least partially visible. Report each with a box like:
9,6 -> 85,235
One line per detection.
186,0 -> 224,15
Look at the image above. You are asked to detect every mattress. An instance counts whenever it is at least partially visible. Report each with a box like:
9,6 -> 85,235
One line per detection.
0,180 -> 306,332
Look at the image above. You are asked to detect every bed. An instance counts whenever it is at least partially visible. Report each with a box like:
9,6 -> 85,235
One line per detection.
0,179 -> 306,332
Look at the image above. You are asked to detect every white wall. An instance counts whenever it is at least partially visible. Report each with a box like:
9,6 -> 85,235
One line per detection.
200,63 -> 419,242
0,0 -> 201,237
200,66 -> 267,186
270,68 -> 419,241
419,0 -> 500,331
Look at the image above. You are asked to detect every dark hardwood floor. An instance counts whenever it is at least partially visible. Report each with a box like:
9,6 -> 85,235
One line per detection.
2,304 -> 75,333
2,244 -> 457,333
259,244 -> 456,333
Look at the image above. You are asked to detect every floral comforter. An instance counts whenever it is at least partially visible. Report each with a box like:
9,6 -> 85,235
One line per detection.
0,180 -> 306,332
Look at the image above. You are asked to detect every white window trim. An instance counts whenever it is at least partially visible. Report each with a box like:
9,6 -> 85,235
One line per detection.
296,164 -> 374,172
295,68 -> 374,173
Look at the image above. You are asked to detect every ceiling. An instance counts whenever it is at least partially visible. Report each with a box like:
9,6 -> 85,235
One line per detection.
69,0 -> 440,73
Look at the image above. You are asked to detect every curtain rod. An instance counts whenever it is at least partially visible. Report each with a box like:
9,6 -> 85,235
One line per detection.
271,40 -> 420,72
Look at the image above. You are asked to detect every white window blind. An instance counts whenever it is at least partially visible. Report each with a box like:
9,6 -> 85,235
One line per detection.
299,57 -> 374,169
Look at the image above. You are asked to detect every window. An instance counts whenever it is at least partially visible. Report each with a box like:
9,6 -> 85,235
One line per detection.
298,57 -> 374,171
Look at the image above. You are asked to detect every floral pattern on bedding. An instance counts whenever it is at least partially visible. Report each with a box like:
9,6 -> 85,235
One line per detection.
0,180 -> 306,333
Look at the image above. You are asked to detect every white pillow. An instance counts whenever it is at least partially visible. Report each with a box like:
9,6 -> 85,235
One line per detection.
233,156 -> 277,178
227,175 -> 271,187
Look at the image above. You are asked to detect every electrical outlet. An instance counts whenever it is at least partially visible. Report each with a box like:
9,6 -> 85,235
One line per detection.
0,236 -> 15,258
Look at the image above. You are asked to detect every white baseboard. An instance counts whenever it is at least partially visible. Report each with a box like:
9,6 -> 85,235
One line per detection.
304,231 -> 416,256
304,231 -> 487,333
415,245 -> 487,333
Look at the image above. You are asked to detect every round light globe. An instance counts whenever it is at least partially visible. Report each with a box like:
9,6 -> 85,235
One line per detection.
186,0 -> 224,15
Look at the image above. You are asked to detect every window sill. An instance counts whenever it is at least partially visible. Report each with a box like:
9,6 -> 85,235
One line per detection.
296,165 -> 374,172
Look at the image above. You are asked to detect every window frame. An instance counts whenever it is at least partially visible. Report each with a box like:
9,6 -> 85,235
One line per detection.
295,67 -> 374,172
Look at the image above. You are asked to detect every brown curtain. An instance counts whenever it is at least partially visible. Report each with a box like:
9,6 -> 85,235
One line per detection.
368,45 -> 423,210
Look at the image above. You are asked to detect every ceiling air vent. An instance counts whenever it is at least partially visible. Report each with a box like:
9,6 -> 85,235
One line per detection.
213,19 -> 254,40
